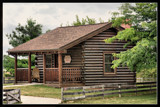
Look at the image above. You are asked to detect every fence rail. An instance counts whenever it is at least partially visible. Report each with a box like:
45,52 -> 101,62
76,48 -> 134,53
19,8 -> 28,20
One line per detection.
61,82 -> 157,102
3,77 -> 15,84
3,89 -> 21,104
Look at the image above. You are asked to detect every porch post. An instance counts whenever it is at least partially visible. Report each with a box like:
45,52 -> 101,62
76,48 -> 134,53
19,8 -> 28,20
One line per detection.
28,53 -> 31,83
43,54 -> 46,84
58,52 -> 62,86
14,54 -> 17,84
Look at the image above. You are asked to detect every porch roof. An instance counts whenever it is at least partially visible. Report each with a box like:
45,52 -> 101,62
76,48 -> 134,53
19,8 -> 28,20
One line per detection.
7,22 -> 124,54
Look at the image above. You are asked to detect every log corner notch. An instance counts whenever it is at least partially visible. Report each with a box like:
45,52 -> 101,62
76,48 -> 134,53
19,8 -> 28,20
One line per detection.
43,54 -> 46,84
14,54 -> 17,84
28,53 -> 31,83
58,51 -> 62,86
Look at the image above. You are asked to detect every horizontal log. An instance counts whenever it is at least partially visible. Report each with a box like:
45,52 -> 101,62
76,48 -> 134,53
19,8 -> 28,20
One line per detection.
63,95 -> 85,101
84,61 -> 103,64
84,69 -> 103,72
83,50 -> 125,53
63,65 -> 83,67
84,45 -> 133,48
84,56 -> 103,59
84,89 -> 104,94
86,40 -> 128,43
84,48 -> 130,51
99,31 -> 117,34
63,87 -> 83,90
85,80 -> 135,83
84,67 -> 103,69
85,93 -> 104,98
85,77 -> 135,80
84,72 -> 103,75
63,91 -> 83,95
89,36 -> 113,40
84,41 -> 127,45
85,64 -> 103,67
84,59 -> 103,62
85,75 -> 135,77
84,53 -> 103,56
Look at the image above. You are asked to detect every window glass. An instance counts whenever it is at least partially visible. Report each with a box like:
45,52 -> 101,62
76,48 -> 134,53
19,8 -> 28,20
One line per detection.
46,55 -> 51,68
104,54 -> 114,73
105,54 -> 113,63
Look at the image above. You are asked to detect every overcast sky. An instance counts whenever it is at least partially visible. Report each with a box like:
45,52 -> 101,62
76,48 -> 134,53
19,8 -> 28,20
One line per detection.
3,3 -> 124,55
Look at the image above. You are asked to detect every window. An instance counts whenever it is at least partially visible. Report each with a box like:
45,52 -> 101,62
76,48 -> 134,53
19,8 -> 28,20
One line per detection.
46,54 -> 52,68
103,51 -> 116,74
46,54 -> 58,68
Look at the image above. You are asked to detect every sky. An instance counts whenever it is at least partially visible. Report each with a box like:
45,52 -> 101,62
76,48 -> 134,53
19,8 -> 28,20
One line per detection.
3,3 -> 123,56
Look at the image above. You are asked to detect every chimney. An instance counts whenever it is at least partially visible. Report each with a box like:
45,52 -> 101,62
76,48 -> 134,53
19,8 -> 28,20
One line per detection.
121,19 -> 131,29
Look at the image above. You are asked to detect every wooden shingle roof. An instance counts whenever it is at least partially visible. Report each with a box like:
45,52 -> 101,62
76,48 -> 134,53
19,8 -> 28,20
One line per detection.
8,22 -> 118,54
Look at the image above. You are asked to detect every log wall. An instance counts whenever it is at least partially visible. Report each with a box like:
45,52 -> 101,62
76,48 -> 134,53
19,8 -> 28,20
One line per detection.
35,44 -> 83,83
35,28 -> 136,85
82,28 -> 136,86
62,43 -> 83,68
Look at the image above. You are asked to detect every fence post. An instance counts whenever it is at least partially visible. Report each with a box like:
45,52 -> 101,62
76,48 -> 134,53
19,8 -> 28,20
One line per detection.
135,84 -> 137,96
19,89 -> 21,102
61,88 -> 64,103
6,92 -> 9,104
150,83 -> 152,93
102,85 -> 104,99
118,84 -> 121,98
3,77 -> 5,84
83,87 -> 85,98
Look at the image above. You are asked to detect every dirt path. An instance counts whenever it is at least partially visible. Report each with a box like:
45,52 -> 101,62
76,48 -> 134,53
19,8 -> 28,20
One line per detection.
21,95 -> 61,104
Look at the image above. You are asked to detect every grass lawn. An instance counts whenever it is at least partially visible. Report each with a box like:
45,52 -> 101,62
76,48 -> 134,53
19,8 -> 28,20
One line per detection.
63,92 -> 157,104
3,83 -> 14,86
3,85 -> 61,99
3,84 -> 157,104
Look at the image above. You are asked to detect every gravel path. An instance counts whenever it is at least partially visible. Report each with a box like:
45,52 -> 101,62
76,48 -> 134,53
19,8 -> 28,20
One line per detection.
21,95 -> 61,104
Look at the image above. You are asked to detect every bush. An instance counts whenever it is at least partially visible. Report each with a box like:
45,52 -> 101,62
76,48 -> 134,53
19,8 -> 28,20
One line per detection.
5,74 -> 12,77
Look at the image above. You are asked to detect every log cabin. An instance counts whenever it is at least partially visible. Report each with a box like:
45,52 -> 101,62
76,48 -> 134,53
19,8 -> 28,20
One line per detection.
7,22 -> 136,87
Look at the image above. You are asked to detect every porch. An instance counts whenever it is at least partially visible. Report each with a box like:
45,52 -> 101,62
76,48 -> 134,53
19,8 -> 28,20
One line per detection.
12,51 -> 84,87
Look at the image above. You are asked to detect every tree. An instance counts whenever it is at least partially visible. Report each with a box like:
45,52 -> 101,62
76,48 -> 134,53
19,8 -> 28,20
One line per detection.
60,15 -> 104,27
104,3 -> 157,77
6,18 -> 43,47
3,55 -> 36,77
4,18 -> 42,76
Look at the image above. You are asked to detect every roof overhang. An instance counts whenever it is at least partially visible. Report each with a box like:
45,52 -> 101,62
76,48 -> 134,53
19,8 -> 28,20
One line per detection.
7,22 -> 125,55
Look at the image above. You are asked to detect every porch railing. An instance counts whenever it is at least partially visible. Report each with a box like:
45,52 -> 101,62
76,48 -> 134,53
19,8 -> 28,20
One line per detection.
45,68 -> 59,81
17,68 -> 28,81
16,67 -> 82,83
62,67 -> 82,83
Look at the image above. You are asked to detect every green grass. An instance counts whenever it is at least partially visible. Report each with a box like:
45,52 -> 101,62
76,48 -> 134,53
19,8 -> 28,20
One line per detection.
63,92 -> 157,104
3,83 -> 14,86
3,85 -> 61,99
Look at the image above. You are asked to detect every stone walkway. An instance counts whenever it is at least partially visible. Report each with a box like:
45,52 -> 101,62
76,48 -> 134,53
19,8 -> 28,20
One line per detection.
21,95 -> 61,104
